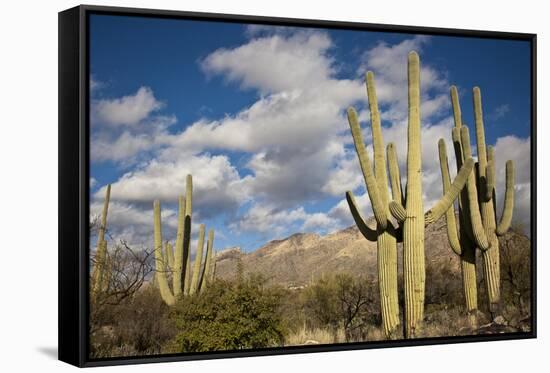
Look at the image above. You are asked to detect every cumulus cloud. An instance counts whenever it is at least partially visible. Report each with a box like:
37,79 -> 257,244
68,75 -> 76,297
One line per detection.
90,29 -> 531,249
201,32 -> 337,94
93,86 -> 164,126
90,85 -> 176,165
95,152 -> 252,220
493,135 -> 531,233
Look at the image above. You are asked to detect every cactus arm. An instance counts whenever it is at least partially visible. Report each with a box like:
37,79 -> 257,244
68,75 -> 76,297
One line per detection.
173,195 -> 186,296
389,200 -> 407,223
189,224 -> 206,295
347,107 -> 388,229
211,253 -> 217,282
183,175 -> 193,296
97,184 -> 111,244
425,157 -> 474,225
450,86 -> 463,128
153,200 -> 175,306
485,146 -> 496,202
387,143 -> 404,206
496,160 -> 515,236
460,126 -> 491,251
198,229 -> 215,291
436,139 -> 462,255
345,191 -> 378,241
165,241 -> 174,272
473,87 -> 488,177
366,72 -> 391,212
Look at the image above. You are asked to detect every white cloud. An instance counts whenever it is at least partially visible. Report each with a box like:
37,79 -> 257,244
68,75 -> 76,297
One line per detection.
91,131 -> 154,163
90,29 -> 531,248
202,31 -> 336,94
93,86 -> 164,126
94,152 -> 252,220
231,204 -> 307,236
493,135 -> 531,233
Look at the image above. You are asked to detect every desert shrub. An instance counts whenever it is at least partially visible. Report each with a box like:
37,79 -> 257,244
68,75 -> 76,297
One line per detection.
168,276 -> 285,353
500,228 -> 531,329
425,257 -> 463,311
302,273 -> 376,342
89,285 -> 175,358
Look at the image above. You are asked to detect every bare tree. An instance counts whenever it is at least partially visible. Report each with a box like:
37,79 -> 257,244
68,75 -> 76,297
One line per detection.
90,240 -> 154,334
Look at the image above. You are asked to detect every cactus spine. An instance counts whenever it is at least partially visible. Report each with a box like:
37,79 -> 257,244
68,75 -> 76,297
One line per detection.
346,70 -> 400,338
92,184 -> 111,294
153,174 -> 215,305
348,52 -> 474,337
450,87 -> 515,315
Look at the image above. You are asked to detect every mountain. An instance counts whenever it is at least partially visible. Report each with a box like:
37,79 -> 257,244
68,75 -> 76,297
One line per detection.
214,217 -> 530,288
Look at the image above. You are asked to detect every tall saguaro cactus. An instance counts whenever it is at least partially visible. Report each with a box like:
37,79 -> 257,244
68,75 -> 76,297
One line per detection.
437,137 -> 478,321
345,70 -> 400,338
92,184 -> 111,294
450,87 -> 516,316
348,52 -> 475,338
153,174 -> 215,305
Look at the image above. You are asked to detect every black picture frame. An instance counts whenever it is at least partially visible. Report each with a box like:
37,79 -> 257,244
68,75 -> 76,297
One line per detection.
58,4 -> 537,367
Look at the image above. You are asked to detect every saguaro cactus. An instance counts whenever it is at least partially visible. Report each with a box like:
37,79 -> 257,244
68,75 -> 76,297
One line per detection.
450,87 -> 515,316
153,174 -> 215,305
437,137 -> 478,322
92,184 -> 111,294
348,52 -> 475,338
345,70 -> 400,338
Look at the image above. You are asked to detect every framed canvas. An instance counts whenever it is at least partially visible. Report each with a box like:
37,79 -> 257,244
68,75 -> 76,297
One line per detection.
58,4 -> 537,367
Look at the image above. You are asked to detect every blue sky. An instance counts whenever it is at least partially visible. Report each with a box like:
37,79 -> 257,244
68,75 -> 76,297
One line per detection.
89,14 -> 532,253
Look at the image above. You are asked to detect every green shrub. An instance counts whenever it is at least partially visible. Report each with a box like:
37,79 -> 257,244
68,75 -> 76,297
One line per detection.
168,276 -> 285,352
